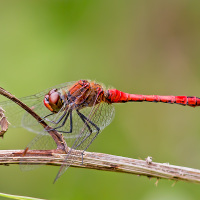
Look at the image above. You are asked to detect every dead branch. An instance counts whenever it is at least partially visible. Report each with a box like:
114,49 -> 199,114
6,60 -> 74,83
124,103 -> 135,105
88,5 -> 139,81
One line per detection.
0,87 -> 199,184
0,149 -> 199,184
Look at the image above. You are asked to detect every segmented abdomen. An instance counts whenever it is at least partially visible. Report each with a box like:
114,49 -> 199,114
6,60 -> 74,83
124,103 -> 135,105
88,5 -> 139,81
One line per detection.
106,89 -> 200,107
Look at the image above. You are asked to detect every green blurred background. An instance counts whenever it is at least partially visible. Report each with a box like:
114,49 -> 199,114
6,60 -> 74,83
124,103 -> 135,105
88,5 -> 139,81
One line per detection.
0,0 -> 200,199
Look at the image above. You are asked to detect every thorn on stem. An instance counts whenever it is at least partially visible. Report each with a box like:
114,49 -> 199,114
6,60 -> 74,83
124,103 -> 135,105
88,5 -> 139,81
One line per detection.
23,147 -> 29,156
145,156 -> 152,164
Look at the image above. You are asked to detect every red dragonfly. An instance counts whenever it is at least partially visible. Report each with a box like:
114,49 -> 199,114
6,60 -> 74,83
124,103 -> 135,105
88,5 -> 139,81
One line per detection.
1,79 -> 200,182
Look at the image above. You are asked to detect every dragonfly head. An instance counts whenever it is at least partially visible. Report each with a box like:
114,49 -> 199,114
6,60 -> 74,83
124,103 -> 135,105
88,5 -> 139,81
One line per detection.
44,89 -> 64,113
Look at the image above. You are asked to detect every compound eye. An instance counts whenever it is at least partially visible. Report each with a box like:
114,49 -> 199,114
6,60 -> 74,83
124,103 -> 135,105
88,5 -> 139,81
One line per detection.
44,89 -> 63,113
49,92 -> 59,104
44,94 -> 53,112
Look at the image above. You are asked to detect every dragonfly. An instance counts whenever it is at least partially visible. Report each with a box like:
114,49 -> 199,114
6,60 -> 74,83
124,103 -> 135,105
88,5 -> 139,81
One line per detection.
1,79 -> 200,182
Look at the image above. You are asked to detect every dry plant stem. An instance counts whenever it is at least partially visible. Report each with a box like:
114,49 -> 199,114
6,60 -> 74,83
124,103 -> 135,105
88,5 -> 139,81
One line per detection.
0,88 -> 199,184
0,87 -> 67,152
0,149 -> 199,184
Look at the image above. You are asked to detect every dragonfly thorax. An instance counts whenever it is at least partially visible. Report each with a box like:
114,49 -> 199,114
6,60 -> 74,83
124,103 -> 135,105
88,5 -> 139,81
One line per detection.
44,88 -> 64,113
44,80 -> 110,114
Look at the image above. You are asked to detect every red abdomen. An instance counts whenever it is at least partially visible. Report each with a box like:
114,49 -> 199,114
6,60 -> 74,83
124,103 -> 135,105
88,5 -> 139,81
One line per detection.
106,89 -> 200,107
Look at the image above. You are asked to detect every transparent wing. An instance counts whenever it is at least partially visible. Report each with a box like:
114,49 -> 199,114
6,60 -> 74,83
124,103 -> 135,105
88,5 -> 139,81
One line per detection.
20,134 -> 57,171
0,81 -> 76,132
21,100 -> 115,175
24,101 -> 115,146
0,94 -> 45,128
20,108 -> 69,171
21,101 -> 115,172
65,102 -> 115,147
53,101 -> 115,181
9,80 -> 115,178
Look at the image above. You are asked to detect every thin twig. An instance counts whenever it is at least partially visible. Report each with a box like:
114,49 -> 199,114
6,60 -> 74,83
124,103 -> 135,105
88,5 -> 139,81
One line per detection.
0,149 -> 199,184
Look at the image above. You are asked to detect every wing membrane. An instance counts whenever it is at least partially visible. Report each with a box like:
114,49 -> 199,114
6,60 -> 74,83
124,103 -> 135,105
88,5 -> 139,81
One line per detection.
1,80 -> 116,180
0,81 -> 76,131
53,101 -> 115,181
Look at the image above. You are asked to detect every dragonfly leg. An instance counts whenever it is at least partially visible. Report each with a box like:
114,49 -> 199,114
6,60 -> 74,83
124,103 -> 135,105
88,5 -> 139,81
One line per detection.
75,110 -> 93,164
44,110 -> 67,125
54,111 -> 73,134
39,113 -> 54,122
76,110 -> 100,151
